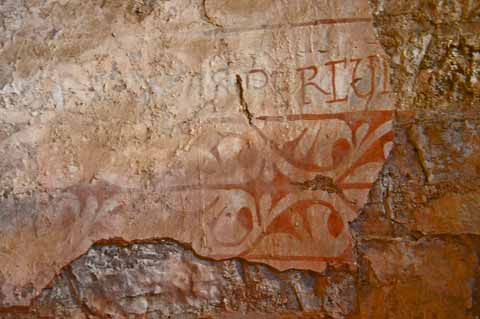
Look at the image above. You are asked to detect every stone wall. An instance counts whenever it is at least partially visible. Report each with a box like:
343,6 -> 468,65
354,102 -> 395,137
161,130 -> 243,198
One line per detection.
0,0 -> 479,318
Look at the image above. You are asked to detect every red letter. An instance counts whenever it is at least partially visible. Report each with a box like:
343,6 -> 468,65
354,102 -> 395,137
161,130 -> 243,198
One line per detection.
325,58 -> 348,104
247,69 -> 269,89
351,56 -> 376,101
297,66 -> 330,105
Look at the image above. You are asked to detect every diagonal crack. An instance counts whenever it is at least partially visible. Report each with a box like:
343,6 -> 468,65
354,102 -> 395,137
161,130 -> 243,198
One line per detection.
235,74 -> 254,125
201,0 -> 223,28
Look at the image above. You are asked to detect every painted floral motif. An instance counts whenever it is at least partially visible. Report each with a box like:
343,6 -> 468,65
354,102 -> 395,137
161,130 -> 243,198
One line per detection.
158,110 -> 394,268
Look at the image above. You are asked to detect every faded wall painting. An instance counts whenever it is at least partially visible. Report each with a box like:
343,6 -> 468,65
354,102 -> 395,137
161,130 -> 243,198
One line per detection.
0,0 -> 394,306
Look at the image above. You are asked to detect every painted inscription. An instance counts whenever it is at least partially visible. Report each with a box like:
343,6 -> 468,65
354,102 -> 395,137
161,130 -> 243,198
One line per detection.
148,14 -> 396,271
180,55 -> 390,111
0,1 -> 397,306
49,19 -> 395,272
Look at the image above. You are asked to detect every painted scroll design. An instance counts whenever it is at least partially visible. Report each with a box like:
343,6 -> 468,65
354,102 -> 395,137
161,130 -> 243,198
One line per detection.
160,110 -> 394,262
42,110 -> 393,265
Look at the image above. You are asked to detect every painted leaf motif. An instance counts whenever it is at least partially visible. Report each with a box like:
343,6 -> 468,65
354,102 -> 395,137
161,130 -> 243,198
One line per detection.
212,206 -> 254,246
266,207 -> 312,241
327,211 -> 344,238
332,138 -> 351,166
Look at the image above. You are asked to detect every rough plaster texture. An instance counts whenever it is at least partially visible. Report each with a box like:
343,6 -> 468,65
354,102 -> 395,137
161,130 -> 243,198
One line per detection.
0,0 -> 479,318
0,0 -> 394,308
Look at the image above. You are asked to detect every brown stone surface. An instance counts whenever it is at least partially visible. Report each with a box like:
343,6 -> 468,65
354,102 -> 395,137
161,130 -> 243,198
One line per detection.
0,240 -> 355,318
357,237 -> 478,319
0,0 -> 479,318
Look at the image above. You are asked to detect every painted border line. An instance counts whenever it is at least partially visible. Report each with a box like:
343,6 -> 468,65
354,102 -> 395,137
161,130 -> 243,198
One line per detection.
205,17 -> 373,35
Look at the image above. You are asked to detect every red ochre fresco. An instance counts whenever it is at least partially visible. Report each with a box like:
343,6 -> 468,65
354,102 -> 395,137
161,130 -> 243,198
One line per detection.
57,110 -> 393,269
158,110 -> 394,266
0,8 -> 397,306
